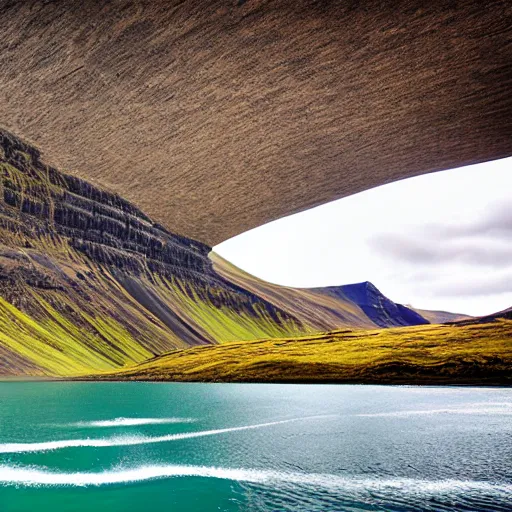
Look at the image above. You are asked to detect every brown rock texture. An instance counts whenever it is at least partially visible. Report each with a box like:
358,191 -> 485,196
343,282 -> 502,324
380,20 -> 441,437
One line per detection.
1,0 -> 510,245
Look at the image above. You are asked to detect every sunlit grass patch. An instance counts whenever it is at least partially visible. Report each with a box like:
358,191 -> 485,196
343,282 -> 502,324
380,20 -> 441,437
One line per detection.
91,320 -> 512,385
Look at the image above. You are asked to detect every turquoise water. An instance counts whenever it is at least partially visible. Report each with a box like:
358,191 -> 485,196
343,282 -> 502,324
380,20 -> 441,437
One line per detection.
0,383 -> 511,511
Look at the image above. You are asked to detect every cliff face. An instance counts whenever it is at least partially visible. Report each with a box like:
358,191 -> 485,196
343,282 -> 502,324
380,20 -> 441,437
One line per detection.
0,129 -> 305,376
0,131 -> 211,287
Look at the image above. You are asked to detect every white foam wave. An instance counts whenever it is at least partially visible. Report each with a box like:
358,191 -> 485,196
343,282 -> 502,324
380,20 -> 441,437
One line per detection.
68,418 -> 196,428
465,402 -> 512,407
0,464 -> 510,496
0,418 -> 303,454
357,404 -> 512,418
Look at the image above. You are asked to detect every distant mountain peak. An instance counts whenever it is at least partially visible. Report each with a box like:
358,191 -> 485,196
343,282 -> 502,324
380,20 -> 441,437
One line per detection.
312,281 -> 429,328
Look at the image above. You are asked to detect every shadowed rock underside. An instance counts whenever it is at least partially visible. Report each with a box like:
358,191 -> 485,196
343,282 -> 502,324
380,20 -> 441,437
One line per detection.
0,0 -> 510,245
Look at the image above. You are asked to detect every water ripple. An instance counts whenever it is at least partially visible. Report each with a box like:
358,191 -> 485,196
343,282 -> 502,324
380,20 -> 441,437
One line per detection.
65,417 -> 197,428
0,463 -> 510,497
0,417 -> 324,454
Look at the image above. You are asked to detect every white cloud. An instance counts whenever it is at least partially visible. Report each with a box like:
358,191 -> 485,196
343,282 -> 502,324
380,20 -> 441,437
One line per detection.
215,157 -> 512,316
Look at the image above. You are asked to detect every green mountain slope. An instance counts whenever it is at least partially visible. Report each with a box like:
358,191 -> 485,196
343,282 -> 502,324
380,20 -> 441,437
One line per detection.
87,318 -> 512,386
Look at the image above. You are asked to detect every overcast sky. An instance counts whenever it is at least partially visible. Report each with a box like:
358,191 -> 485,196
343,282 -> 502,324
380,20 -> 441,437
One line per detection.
215,158 -> 512,317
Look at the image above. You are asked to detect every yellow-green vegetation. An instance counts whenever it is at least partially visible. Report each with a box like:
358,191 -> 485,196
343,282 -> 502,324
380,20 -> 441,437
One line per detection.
89,320 -> 512,385
0,296 -> 152,376
161,275 -> 307,342
0,233 -> 194,376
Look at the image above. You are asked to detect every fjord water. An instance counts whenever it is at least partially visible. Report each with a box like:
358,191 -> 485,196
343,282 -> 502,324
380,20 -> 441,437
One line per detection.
0,383 -> 510,512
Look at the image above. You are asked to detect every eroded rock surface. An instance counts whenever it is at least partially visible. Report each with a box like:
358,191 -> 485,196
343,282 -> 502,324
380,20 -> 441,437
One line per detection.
1,0 -> 510,244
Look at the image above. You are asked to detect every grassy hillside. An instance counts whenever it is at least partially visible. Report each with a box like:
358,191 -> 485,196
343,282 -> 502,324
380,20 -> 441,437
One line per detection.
411,307 -> 472,324
88,319 -> 512,385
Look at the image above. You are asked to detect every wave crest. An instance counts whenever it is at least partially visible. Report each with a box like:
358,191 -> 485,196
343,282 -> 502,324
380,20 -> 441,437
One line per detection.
0,418 -> 302,454
357,403 -> 512,418
0,464 -> 510,496
68,417 -> 196,428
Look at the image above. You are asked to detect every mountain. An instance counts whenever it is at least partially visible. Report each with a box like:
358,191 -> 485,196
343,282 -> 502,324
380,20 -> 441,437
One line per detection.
411,307 -> 472,324
313,282 -> 429,328
0,129 -> 307,376
209,253 -> 378,331
211,255 -> 446,329
0,129 -> 461,377
454,307 -> 512,325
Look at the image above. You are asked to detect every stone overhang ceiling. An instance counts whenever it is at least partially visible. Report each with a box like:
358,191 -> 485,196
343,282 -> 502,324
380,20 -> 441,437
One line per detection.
0,0 -> 510,245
